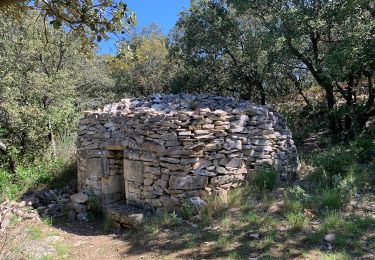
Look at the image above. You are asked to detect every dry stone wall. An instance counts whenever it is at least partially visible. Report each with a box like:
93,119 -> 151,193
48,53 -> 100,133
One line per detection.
77,94 -> 298,212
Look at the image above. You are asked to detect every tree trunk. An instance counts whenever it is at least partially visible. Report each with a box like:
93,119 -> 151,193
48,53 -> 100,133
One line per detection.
48,120 -> 56,158
324,86 -> 339,134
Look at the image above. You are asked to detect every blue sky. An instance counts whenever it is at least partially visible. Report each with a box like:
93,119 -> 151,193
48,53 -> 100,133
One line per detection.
98,0 -> 190,54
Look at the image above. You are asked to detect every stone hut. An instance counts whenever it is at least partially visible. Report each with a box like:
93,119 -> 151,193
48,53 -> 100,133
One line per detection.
77,94 -> 298,216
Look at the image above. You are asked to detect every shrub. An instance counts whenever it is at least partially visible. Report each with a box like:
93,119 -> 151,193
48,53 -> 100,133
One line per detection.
240,211 -> 260,225
284,185 -> 311,212
169,212 -> 183,226
312,147 -> 355,187
287,185 -> 310,201
283,199 -> 304,214
365,159 -> 375,186
322,212 -> 347,232
179,199 -> 195,220
86,190 -> 103,218
198,195 -> 228,225
103,215 -> 116,231
0,158 -> 76,201
352,135 -> 375,163
253,168 -> 278,191
286,212 -> 310,231
319,189 -> 346,210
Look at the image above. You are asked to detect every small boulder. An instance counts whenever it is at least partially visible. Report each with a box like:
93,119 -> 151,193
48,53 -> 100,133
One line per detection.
247,232 -> 260,240
77,212 -> 88,222
324,233 -> 336,242
70,193 -> 89,204
188,197 -> 207,210
69,202 -> 87,213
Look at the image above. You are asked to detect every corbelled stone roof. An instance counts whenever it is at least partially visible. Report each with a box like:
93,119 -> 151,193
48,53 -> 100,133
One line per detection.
94,93 -> 272,114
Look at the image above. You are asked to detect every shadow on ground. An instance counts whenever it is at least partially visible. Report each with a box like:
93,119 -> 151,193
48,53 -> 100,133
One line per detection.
48,208 -> 375,259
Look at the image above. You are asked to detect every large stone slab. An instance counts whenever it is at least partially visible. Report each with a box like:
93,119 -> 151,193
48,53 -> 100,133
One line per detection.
86,157 -> 109,178
70,193 -> 89,203
123,159 -> 144,183
169,175 -> 208,190
106,201 -> 145,227
101,175 -> 124,194
125,149 -> 156,162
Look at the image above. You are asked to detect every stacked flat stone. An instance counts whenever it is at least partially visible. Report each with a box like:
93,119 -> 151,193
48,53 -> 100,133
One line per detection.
68,193 -> 89,221
77,94 -> 298,212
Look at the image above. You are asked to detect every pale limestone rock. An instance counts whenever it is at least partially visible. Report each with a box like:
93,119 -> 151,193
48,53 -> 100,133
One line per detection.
188,197 -> 207,209
193,158 -> 212,170
69,202 -> 87,213
123,159 -> 144,183
169,175 -> 208,190
191,169 -> 216,177
70,193 -> 89,204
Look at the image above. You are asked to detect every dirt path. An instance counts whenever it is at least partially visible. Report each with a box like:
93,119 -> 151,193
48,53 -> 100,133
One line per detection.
1,220 -> 217,260
55,221 -> 219,260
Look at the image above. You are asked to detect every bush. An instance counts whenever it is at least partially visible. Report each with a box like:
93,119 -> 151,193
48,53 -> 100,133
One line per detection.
322,212 -> 347,232
0,158 -> 76,201
169,212 -> 184,226
198,195 -> 228,225
240,211 -> 260,225
312,147 -> 355,188
318,188 -> 346,210
179,199 -> 195,220
103,215 -> 117,231
352,135 -> 375,163
253,168 -> 278,191
286,212 -> 310,231
86,191 -> 103,219
283,199 -> 304,214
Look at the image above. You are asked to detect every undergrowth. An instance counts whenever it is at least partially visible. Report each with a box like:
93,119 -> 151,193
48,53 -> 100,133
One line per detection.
0,135 -> 76,202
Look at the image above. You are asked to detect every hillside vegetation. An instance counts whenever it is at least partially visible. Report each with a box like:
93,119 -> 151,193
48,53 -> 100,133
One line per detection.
0,0 -> 374,259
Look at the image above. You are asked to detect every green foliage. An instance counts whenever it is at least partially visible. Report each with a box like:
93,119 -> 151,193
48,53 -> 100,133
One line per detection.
177,0 -> 375,135
28,226 -> 43,241
229,183 -> 253,207
286,212 -> 310,231
86,191 -> 103,219
283,200 -> 304,215
306,212 -> 375,251
311,147 -> 357,188
240,211 -> 260,225
107,24 -> 173,97
166,212 -> 184,226
0,157 -> 75,201
170,0 -> 298,103
0,11 -> 114,169
318,188 -> 346,210
119,209 -> 189,236
52,242 -> 69,259
198,194 -> 229,225
352,135 -> 375,163
253,168 -> 278,191
1,0 -> 135,47
41,217 -> 54,227
179,199 -> 195,220
287,186 -> 310,202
